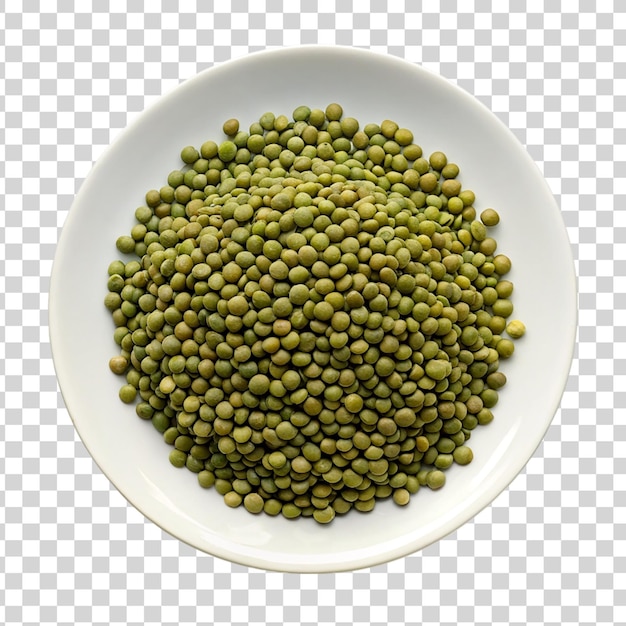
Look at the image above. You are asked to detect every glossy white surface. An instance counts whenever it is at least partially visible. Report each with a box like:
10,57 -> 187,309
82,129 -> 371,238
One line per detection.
50,46 -> 577,573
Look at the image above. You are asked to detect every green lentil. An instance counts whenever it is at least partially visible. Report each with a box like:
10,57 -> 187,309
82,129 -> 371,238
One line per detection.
118,383 -> 137,404
506,319 -> 526,339
481,208 -> 500,226
453,446 -> 474,465
107,104 -> 522,524
496,338 -> 515,358
243,492 -> 264,513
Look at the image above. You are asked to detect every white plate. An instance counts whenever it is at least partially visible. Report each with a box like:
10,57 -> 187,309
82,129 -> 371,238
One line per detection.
50,46 -> 577,573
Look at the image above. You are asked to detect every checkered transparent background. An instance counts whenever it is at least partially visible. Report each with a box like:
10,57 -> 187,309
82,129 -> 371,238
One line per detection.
1,1 -> 624,625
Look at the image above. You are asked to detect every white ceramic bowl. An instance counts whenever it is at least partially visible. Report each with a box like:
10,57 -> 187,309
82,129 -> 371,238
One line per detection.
50,46 -> 577,573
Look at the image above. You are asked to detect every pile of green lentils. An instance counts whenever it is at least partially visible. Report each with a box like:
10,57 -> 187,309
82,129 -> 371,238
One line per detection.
105,103 -> 526,524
